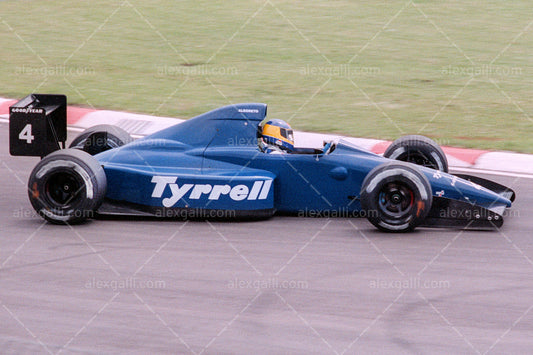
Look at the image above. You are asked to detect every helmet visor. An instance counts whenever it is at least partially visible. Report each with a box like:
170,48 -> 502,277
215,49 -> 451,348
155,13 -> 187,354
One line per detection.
280,128 -> 294,142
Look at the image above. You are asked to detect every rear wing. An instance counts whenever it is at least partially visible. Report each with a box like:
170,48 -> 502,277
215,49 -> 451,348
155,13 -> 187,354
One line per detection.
9,94 -> 67,157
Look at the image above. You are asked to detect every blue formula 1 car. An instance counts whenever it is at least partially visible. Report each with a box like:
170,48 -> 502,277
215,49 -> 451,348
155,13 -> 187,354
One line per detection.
9,94 -> 515,232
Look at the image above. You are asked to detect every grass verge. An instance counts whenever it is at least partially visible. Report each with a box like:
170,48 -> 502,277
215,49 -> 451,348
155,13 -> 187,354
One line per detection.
1,0 -> 532,152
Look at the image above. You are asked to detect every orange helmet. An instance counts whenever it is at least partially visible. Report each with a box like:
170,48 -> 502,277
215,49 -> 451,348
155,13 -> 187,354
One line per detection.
261,119 -> 294,152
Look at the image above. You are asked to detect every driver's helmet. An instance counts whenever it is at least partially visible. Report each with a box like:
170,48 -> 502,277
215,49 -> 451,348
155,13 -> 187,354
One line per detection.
261,119 -> 294,152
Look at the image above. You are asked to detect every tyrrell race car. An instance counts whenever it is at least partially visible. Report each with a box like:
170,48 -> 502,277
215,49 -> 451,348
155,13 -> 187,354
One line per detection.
9,94 -> 516,232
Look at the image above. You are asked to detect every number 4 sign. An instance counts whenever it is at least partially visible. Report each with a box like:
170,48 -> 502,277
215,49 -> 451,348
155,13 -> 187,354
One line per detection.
18,124 -> 35,144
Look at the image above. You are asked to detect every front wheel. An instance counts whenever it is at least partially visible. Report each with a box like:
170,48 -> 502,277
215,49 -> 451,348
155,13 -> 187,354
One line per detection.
384,135 -> 448,172
360,162 -> 432,232
28,149 -> 107,224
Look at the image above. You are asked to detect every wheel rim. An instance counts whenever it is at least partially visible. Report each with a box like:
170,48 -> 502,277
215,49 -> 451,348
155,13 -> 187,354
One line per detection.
45,171 -> 84,207
397,150 -> 438,170
378,182 -> 414,219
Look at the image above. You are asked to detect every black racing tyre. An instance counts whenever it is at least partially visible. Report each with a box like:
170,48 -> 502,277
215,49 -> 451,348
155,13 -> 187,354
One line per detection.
28,149 -> 107,224
69,124 -> 133,155
383,135 -> 448,173
360,162 -> 432,232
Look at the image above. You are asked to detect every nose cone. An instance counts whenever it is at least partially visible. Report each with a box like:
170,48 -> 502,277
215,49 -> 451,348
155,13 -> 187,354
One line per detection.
424,170 -> 513,210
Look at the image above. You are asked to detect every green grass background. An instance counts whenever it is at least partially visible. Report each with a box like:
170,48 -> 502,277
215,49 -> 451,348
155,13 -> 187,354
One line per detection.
1,0 -> 532,152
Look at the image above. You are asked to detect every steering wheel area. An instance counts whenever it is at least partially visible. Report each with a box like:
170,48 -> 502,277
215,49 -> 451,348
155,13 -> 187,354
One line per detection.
323,141 -> 336,155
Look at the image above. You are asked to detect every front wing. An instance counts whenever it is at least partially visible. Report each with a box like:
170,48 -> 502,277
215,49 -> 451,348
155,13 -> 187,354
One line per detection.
421,196 -> 504,229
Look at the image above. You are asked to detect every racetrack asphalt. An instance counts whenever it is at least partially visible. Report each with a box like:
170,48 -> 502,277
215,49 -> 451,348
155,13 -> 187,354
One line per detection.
1,121 -> 533,354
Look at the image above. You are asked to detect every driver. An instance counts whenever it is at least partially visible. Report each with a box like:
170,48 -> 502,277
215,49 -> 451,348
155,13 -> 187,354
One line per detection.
259,119 -> 294,154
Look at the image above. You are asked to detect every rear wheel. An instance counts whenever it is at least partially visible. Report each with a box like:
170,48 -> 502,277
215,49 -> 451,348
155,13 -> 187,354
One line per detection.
69,124 -> 132,155
361,162 -> 432,232
384,135 -> 448,172
28,149 -> 107,224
